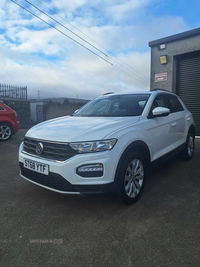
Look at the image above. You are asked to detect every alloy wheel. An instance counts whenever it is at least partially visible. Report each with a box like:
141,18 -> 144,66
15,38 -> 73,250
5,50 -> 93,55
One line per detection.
188,135 -> 194,157
124,159 -> 144,198
0,125 -> 12,140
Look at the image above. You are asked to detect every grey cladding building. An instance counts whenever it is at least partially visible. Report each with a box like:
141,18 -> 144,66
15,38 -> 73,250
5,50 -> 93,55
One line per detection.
149,27 -> 200,135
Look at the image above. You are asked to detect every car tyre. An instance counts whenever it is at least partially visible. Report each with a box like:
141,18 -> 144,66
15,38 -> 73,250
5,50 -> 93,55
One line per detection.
181,131 -> 195,160
116,152 -> 146,205
0,122 -> 13,141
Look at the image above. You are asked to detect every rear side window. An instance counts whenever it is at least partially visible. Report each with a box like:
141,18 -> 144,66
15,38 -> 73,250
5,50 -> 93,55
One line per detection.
167,95 -> 184,113
0,105 -> 5,111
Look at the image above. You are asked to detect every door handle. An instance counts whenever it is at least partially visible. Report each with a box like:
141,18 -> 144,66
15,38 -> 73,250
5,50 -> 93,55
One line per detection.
171,122 -> 177,127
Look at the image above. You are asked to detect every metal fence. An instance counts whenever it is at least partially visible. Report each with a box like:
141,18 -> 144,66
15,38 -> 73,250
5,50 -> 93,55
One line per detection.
0,84 -> 27,99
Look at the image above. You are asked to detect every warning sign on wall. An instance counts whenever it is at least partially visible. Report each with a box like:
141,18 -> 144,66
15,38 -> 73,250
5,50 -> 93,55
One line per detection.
155,73 -> 167,82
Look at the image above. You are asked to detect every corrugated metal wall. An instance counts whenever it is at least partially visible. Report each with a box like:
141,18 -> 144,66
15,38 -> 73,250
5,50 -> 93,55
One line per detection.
177,52 -> 200,136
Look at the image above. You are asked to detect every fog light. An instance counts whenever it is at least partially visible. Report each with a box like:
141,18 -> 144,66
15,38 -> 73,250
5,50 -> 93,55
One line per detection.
78,164 -> 103,172
77,164 -> 103,177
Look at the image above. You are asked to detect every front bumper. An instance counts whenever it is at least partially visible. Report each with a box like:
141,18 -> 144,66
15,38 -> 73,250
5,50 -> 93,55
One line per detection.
19,142 -> 119,194
19,163 -> 115,194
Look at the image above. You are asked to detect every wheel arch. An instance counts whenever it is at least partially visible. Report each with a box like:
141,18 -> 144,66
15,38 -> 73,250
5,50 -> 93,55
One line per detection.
188,124 -> 195,137
0,121 -> 15,134
114,140 -> 151,183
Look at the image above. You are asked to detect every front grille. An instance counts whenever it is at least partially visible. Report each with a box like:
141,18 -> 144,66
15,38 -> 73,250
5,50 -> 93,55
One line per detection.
23,137 -> 78,161
20,163 -> 78,192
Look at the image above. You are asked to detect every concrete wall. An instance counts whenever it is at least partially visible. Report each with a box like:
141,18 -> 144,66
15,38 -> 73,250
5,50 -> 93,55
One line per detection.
150,35 -> 200,92
44,99 -> 88,121
30,98 -> 88,124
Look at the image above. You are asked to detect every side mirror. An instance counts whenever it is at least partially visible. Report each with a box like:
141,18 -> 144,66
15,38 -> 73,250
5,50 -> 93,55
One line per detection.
148,107 -> 170,119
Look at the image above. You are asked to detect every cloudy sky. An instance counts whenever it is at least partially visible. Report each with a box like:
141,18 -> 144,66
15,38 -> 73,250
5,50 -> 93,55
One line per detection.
0,0 -> 200,100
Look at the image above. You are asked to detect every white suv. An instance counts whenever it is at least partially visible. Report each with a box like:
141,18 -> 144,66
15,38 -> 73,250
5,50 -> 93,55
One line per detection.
19,90 -> 195,204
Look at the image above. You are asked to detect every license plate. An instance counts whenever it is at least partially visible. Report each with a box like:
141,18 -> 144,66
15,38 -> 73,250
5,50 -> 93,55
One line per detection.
23,159 -> 49,175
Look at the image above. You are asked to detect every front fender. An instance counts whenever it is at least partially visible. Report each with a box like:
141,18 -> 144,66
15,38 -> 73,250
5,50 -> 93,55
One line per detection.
107,126 -> 153,162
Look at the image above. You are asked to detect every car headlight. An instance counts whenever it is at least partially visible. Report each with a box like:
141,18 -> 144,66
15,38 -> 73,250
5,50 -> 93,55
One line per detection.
69,139 -> 117,153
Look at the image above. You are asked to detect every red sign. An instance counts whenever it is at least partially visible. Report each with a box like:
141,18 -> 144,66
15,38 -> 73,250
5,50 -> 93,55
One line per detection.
155,73 -> 167,82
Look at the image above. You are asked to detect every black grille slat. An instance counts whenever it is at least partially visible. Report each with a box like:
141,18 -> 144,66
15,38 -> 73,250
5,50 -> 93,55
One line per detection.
24,145 -> 36,151
41,145 -> 71,151
24,140 -> 37,145
42,149 -> 70,156
23,138 -> 78,161
43,143 -> 72,150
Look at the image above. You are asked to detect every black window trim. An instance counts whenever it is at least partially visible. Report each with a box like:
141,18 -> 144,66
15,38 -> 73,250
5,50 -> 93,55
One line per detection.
165,94 -> 184,114
176,96 -> 185,110
147,93 -> 168,117
0,105 -> 5,111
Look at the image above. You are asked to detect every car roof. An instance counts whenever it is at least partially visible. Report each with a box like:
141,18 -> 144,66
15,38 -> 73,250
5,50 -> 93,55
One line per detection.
102,91 -> 151,96
102,89 -> 177,97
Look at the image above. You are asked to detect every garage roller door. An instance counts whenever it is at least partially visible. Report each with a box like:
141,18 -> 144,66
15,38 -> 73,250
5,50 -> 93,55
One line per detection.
177,52 -> 200,136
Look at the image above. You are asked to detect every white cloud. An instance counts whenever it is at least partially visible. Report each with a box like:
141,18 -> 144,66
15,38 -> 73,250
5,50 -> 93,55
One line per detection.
50,0 -> 88,11
0,0 -> 190,101
107,0 -> 152,21
0,44 -> 150,100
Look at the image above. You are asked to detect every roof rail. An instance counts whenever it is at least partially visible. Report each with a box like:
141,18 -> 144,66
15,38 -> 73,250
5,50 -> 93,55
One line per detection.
150,88 -> 169,92
103,92 -> 115,95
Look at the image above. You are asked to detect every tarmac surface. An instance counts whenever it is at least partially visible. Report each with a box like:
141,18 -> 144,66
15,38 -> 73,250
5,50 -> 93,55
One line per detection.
0,130 -> 200,267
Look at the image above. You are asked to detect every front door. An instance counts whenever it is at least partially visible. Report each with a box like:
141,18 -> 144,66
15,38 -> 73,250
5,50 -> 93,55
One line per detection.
144,94 -> 174,161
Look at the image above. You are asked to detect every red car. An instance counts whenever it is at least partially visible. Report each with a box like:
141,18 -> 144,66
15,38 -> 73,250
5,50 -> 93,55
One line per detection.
0,101 -> 20,141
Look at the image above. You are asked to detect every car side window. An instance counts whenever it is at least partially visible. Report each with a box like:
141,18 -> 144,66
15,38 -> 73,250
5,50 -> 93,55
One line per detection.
167,95 -> 184,113
0,105 -> 5,111
149,95 -> 166,115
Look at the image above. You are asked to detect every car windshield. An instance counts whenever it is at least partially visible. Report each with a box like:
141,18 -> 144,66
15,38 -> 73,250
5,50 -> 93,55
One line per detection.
74,94 -> 150,117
